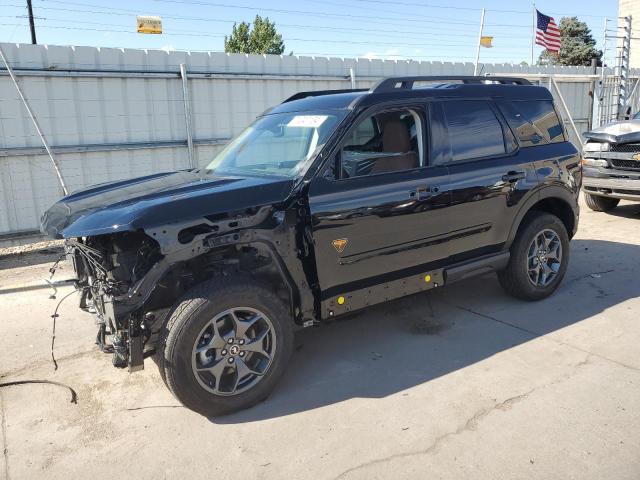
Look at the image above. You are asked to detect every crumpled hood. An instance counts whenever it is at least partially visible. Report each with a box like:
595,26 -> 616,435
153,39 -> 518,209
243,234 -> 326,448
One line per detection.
583,120 -> 640,144
41,169 -> 295,238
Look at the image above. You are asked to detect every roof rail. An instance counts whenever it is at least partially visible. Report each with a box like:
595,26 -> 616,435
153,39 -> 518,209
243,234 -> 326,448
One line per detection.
370,76 -> 532,93
283,88 -> 368,103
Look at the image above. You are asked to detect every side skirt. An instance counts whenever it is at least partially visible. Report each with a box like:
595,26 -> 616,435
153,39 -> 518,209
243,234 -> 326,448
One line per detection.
321,251 -> 510,319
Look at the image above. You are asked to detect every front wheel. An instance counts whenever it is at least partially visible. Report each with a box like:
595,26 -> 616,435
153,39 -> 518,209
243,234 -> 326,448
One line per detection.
498,212 -> 569,301
584,193 -> 619,212
158,277 -> 294,417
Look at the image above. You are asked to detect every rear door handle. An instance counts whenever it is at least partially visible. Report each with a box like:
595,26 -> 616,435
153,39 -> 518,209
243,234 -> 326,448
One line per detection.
502,171 -> 526,183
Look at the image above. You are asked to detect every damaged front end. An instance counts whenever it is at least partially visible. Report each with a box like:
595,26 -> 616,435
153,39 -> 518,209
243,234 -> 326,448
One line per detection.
41,170 -> 315,372
49,202 -> 317,372
66,231 -> 165,370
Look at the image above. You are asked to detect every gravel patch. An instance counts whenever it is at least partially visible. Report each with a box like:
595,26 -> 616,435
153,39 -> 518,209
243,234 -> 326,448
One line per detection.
0,239 -> 64,258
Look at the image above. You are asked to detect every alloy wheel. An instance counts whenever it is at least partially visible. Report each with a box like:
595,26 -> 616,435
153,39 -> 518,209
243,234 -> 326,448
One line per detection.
191,307 -> 276,396
526,228 -> 562,287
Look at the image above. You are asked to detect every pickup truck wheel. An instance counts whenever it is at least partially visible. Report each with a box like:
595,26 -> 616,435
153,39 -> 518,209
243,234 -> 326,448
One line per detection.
584,193 -> 619,212
158,277 -> 293,417
497,212 -> 569,301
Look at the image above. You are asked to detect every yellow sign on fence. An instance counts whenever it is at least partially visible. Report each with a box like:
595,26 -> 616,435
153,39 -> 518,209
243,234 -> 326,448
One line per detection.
137,16 -> 162,34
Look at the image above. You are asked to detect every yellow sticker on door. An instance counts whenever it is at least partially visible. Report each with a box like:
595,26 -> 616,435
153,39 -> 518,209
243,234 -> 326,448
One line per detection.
332,238 -> 348,253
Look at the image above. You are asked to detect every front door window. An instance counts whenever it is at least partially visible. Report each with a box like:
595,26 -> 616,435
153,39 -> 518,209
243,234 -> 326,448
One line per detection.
339,109 -> 423,178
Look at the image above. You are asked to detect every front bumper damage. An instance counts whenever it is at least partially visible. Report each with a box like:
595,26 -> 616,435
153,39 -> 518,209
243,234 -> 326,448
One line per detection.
63,238 -> 164,372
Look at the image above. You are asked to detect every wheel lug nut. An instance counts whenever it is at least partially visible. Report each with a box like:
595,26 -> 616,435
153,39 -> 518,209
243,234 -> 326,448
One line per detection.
228,357 -> 235,364
221,349 -> 227,355
227,338 -> 234,344
239,351 -> 245,357
239,339 -> 245,345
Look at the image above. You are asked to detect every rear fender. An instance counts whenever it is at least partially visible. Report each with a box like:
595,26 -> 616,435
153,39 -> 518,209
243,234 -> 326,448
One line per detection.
506,185 -> 579,249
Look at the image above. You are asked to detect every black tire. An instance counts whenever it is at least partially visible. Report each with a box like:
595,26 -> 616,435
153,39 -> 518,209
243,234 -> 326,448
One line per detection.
584,193 -> 619,212
157,276 -> 294,417
497,211 -> 569,301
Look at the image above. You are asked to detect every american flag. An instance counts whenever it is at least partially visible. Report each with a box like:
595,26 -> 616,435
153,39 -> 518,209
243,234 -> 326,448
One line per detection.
535,10 -> 561,53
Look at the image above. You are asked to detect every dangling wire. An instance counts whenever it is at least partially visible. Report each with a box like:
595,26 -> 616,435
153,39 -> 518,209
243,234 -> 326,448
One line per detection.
51,290 -> 77,371
47,253 -> 67,299
0,380 -> 77,404
48,254 -> 66,276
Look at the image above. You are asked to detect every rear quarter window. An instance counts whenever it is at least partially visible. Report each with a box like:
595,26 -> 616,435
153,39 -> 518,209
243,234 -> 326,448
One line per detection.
441,100 -> 507,162
498,100 -> 565,146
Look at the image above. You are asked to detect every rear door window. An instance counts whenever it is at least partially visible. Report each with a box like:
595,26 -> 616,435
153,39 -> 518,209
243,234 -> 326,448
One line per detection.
498,100 -> 565,146
441,100 -> 507,162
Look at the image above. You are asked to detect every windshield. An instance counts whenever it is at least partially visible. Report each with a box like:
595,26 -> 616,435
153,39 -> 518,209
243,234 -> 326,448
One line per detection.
207,111 -> 345,177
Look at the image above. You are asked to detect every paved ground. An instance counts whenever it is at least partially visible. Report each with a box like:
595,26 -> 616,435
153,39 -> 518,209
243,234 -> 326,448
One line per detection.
1,196 -> 639,480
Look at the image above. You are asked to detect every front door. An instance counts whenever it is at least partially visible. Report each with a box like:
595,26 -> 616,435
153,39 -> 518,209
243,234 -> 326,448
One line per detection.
307,105 -> 452,313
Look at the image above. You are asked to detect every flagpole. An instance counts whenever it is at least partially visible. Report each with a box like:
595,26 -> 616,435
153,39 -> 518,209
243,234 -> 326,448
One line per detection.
473,8 -> 485,76
531,2 -> 536,65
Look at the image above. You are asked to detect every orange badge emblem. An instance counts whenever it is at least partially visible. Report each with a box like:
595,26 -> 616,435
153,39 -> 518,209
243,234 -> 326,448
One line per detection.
332,238 -> 348,253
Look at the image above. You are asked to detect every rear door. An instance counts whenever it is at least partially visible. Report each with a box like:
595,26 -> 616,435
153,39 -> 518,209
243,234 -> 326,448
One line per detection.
434,99 -> 539,262
307,103 -> 451,309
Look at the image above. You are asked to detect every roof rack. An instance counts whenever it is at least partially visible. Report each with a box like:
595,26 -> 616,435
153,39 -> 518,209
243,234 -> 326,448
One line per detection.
283,88 -> 368,103
370,76 -> 531,93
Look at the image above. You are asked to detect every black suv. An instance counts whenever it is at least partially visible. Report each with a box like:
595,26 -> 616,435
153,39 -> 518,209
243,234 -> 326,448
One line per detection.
41,76 -> 581,416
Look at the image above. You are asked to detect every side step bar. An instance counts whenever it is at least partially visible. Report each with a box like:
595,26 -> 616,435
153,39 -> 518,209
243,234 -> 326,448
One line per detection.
444,252 -> 510,284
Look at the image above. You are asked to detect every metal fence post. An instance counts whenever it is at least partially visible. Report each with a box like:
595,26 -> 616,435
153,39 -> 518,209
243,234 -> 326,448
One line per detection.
588,58 -> 597,130
349,68 -> 356,89
618,15 -> 632,120
180,63 -> 195,168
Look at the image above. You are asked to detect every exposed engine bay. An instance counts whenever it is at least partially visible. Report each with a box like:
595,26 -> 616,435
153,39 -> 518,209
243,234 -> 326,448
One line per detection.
66,232 -> 163,370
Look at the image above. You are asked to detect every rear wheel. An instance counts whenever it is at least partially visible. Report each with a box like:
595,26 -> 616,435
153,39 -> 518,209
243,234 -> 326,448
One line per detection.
158,277 -> 293,417
584,193 -> 619,212
498,212 -> 569,301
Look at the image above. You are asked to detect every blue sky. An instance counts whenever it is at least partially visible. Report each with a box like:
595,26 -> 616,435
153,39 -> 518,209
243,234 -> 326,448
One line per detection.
1,0 -> 619,65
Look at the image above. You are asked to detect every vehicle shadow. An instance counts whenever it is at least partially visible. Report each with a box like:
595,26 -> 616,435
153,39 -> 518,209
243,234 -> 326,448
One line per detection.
600,202 -> 640,219
211,236 -> 639,424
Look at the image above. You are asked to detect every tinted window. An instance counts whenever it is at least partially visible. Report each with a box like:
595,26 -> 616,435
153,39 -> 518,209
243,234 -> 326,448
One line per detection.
338,109 -> 423,178
442,101 -> 506,162
343,117 -> 377,149
499,100 -> 565,146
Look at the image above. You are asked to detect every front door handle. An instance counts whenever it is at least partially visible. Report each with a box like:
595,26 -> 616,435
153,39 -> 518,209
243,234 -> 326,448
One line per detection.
502,171 -> 526,183
412,185 -> 439,200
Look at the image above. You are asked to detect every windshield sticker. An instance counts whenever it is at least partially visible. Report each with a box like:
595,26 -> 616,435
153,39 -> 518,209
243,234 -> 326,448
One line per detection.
287,115 -> 328,128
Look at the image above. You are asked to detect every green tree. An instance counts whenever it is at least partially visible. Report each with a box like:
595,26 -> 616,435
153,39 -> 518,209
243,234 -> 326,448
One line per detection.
538,17 -> 602,66
224,15 -> 285,55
